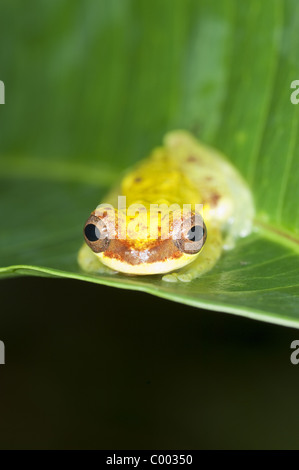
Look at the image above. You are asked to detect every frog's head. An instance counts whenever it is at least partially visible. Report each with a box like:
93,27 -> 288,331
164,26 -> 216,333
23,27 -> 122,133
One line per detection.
83,206 -> 207,275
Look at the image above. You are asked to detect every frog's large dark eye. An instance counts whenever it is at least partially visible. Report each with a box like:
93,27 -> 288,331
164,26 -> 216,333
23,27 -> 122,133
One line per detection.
83,215 -> 110,253
85,223 -> 101,242
187,225 -> 205,242
175,214 -> 207,255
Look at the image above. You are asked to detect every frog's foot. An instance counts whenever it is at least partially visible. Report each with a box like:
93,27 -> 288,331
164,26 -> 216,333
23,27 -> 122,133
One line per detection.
222,234 -> 236,251
162,260 -> 214,283
162,272 -> 194,283
77,244 -> 117,275
162,227 -> 222,283
162,272 -> 180,283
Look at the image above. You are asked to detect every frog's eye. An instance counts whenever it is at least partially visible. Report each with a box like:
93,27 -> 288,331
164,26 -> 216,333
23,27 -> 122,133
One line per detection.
83,215 -> 110,253
175,214 -> 207,255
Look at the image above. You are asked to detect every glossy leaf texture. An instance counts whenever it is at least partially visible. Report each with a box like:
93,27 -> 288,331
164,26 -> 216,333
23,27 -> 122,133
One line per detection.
0,0 -> 299,327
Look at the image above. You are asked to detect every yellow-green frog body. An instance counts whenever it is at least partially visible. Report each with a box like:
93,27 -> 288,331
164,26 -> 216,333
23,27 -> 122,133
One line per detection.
78,131 -> 254,282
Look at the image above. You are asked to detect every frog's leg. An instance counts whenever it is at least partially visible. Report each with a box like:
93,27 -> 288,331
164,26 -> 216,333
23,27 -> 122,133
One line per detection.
77,244 -> 117,275
162,226 -> 222,283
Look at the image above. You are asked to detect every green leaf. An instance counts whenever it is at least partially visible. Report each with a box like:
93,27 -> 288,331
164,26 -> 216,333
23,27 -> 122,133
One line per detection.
1,0 -> 299,327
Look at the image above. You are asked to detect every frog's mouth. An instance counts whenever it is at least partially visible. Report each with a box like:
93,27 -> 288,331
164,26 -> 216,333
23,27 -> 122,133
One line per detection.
99,238 -> 198,275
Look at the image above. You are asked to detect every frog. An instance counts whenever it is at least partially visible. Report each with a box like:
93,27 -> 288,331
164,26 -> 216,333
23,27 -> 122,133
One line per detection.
78,130 -> 254,282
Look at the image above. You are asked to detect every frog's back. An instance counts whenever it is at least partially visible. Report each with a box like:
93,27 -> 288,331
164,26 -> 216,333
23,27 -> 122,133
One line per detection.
119,130 -> 254,246
163,131 -> 254,244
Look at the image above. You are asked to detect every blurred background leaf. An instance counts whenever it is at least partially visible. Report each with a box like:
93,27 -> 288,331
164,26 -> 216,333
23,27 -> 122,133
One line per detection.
0,0 -> 299,327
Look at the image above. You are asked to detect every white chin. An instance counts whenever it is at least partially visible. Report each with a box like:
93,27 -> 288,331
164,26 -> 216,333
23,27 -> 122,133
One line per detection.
97,253 -> 196,275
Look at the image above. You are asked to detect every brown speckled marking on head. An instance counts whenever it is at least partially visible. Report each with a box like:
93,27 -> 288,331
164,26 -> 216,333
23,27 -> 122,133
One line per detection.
210,193 -> 221,207
134,177 -> 143,183
104,239 -> 183,265
186,155 -> 198,163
